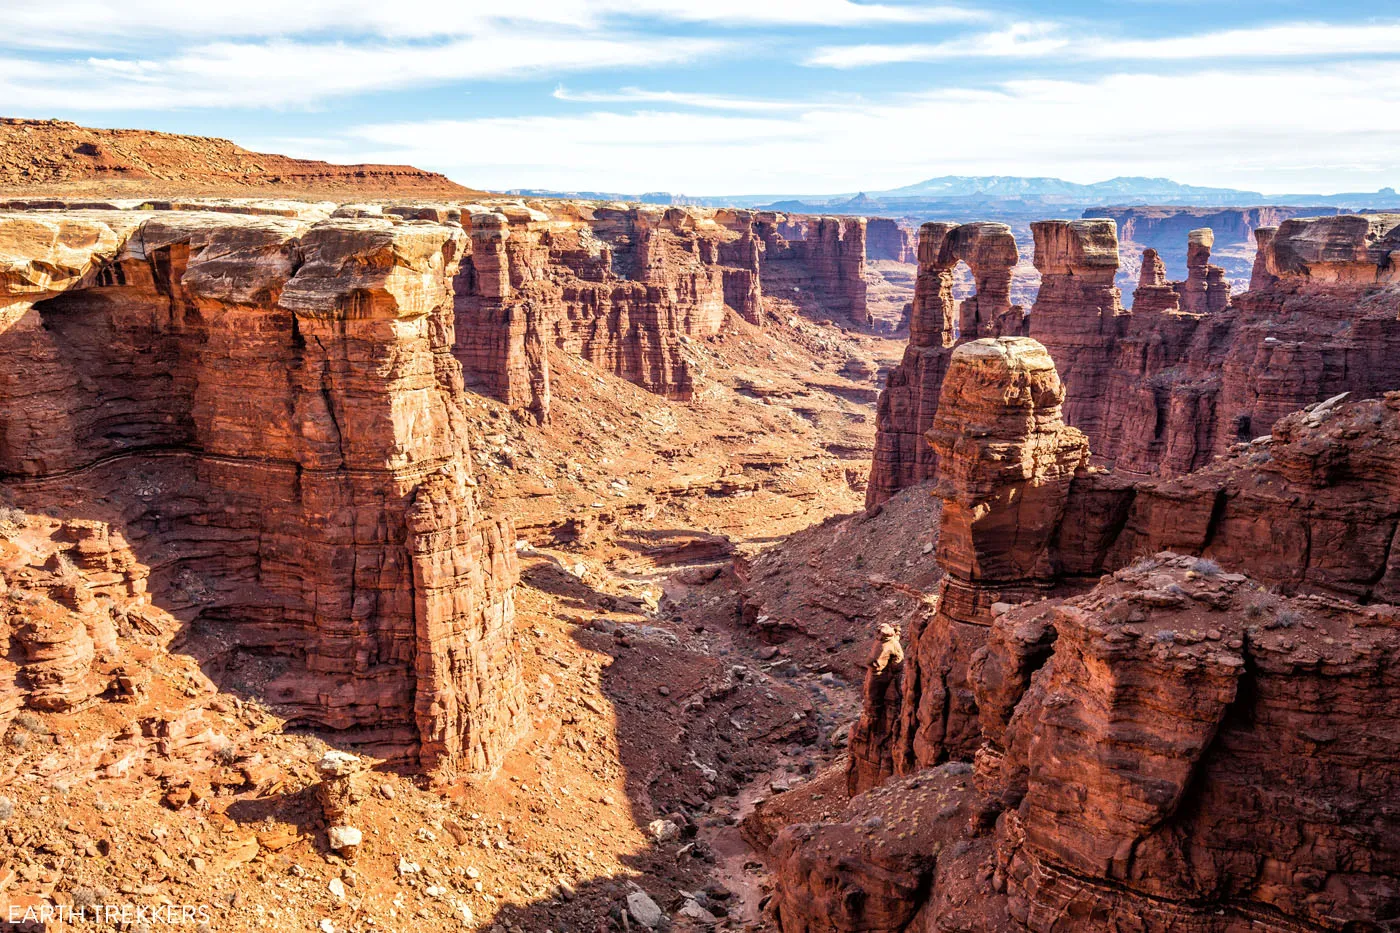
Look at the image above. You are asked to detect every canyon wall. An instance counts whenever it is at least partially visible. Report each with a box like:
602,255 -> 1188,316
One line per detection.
1096,205 -> 1340,246
0,118 -> 474,197
866,218 -> 916,263
867,212 -> 1400,504
0,209 -> 524,779
452,204 -> 872,420
754,213 -> 869,322
774,336 -> 1400,932
453,203 -> 734,422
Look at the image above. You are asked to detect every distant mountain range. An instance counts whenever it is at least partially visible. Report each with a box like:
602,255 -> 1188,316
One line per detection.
874,175 -> 1259,201
505,176 -> 1400,214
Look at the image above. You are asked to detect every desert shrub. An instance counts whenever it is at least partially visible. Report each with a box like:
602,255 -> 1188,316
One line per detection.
1190,557 -> 1222,577
1274,608 -> 1302,629
1128,554 -> 1160,573
13,711 -> 47,734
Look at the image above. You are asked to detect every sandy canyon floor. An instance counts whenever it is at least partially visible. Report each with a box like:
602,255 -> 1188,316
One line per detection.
1,292 -> 936,933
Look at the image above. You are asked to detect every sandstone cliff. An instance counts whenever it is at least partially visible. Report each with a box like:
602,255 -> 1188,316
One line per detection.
453,204 -> 875,420
866,222 -> 1026,505
1090,204 -> 1345,295
757,213 -> 869,323
866,218 -> 916,263
0,208 -> 523,779
852,339 -> 1086,791
771,338 -> 1400,932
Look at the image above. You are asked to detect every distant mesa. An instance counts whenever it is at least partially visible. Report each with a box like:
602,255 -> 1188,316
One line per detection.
0,118 -> 476,197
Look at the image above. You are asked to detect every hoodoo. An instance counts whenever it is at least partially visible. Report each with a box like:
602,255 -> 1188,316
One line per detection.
868,211 -> 1400,504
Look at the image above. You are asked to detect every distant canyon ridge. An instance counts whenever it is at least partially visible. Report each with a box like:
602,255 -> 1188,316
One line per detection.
513,176 -> 1400,300
7,117 -> 1395,297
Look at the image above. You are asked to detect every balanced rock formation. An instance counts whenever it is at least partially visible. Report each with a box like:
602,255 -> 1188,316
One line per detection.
868,212 -> 1400,504
0,208 -> 523,779
770,343 -> 1400,932
850,338 -> 1086,792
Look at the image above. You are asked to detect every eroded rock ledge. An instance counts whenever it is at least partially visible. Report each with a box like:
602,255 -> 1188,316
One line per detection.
769,337 -> 1400,932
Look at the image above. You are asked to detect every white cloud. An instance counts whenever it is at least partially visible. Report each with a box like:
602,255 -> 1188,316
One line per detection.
551,85 -> 858,112
0,0 -> 985,49
1093,22 -> 1400,59
594,0 -> 988,26
334,64 -> 1400,194
806,19 -> 1400,67
0,33 -> 726,110
805,23 -> 1066,67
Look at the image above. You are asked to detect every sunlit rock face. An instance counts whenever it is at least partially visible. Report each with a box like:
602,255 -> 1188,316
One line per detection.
0,209 -> 524,780
777,336 -> 1400,933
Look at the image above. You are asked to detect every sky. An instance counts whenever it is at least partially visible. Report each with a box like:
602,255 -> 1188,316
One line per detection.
2,0 -> 1397,196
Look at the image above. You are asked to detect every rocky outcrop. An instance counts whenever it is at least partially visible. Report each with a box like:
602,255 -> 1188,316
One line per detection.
1,516 -> 151,717
868,212 -> 1400,503
946,357 -> 1400,664
866,222 -> 1025,506
1087,204 -> 1346,296
866,218 -> 916,263
773,343 -> 1400,932
851,338 -> 1086,791
1023,220 -> 1125,442
0,209 -> 523,779
453,204 -> 732,420
984,560 -> 1400,932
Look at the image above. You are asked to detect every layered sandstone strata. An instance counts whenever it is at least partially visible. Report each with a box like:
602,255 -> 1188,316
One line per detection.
773,342 -> 1400,932
0,209 -> 524,779
774,558 -> 1400,933
1023,219 -> 1126,441
868,212 -> 1400,504
868,350 -> 1400,782
755,213 -> 869,322
866,218 -> 916,263
452,204 -> 873,420
0,118 -> 472,196
1092,204 -> 1345,294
